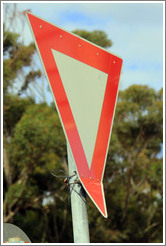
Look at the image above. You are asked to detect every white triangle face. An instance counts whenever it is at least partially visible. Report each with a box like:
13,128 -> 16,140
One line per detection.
52,49 -> 108,169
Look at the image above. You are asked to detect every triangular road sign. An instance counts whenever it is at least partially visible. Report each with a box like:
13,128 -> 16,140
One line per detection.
27,12 -> 123,218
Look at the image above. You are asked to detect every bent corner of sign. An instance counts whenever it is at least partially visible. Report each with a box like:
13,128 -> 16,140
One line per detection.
80,177 -> 108,218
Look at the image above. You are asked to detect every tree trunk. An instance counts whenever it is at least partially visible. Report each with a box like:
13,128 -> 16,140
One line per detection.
3,144 -> 12,189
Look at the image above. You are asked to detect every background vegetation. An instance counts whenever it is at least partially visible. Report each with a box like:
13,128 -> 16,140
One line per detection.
3,4 -> 163,243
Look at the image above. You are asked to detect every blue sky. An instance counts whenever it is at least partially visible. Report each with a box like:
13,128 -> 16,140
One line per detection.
3,1 -> 164,95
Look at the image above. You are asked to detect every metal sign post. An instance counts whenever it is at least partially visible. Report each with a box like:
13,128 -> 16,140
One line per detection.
67,143 -> 90,243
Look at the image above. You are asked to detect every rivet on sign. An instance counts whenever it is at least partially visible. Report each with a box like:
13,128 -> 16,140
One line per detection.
113,61 -> 116,64
97,53 -> 99,55
60,35 -> 62,38
39,25 -> 42,29
79,44 -> 81,47
90,177 -> 92,180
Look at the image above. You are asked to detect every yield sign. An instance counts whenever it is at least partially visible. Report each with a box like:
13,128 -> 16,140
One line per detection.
27,12 -> 123,218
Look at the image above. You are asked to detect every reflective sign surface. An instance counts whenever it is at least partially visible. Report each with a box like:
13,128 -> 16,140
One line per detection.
27,12 -> 123,217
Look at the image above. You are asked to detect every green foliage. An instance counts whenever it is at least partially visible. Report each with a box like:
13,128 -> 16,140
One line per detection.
3,25 -> 20,55
4,95 -> 34,136
73,29 -> 112,48
97,85 -> 163,243
5,182 -> 23,205
19,70 -> 42,94
3,25 -> 40,99
9,104 -> 66,174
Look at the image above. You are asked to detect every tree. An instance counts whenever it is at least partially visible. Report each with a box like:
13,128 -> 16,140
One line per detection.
3,3 -> 47,102
72,29 -> 112,48
3,23 -> 39,191
4,104 -> 70,242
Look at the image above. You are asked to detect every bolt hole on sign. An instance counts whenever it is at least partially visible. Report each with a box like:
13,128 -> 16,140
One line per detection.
27,12 -> 123,218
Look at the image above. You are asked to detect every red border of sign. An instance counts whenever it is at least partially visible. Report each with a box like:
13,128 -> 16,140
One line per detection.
27,12 -> 123,217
